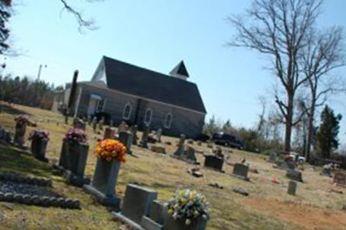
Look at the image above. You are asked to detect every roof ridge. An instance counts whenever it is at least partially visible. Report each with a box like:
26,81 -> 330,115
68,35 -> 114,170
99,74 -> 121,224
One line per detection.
103,56 -> 174,79
103,56 -> 198,87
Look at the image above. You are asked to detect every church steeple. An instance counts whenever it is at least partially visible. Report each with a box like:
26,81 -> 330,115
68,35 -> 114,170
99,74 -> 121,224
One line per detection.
169,61 -> 190,80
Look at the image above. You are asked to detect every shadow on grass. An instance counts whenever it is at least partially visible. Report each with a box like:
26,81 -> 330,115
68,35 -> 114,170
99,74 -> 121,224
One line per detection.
0,143 -> 52,178
0,103 -> 29,116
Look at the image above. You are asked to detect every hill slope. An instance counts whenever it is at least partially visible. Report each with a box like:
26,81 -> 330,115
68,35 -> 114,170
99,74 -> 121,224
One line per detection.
0,102 -> 345,229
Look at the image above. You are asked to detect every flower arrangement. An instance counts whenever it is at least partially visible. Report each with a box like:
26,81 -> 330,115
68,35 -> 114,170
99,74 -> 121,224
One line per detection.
166,189 -> 209,225
28,130 -> 49,142
94,139 -> 127,162
14,114 -> 30,126
64,128 -> 87,144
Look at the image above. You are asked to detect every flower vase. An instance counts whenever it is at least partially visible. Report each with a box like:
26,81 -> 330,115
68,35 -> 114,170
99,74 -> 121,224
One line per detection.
164,215 -> 208,230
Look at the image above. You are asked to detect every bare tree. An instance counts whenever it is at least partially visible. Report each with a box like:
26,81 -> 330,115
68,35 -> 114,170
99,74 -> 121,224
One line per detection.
228,0 -> 323,153
300,26 -> 345,161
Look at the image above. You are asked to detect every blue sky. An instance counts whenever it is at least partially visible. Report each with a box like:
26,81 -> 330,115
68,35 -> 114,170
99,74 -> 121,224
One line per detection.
4,0 -> 346,145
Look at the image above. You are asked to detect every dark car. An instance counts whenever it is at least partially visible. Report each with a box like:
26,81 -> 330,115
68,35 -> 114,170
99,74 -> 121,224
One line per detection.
212,132 -> 244,149
93,112 -> 111,124
195,134 -> 210,142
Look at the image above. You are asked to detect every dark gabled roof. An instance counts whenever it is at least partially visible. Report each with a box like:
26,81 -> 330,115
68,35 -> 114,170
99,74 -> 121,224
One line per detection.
169,61 -> 189,78
101,56 -> 206,113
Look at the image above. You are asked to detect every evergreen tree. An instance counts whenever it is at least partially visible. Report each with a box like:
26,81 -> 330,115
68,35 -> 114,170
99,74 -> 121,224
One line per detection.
203,115 -> 221,136
222,120 -> 235,134
0,0 -> 11,55
316,105 -> 342,159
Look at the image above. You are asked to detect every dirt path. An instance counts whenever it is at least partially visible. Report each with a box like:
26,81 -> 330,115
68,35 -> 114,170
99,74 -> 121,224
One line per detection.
243,198 -> 346,230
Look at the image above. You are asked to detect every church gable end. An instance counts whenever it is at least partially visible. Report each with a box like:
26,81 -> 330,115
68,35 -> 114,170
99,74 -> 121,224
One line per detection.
91,58 -> 107,85
169,60 -> 190,80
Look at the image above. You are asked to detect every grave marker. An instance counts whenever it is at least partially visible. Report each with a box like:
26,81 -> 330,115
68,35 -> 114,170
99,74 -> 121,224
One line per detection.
84,158 -> 121,208
268,152 -> 278,163
131,125 -> 138,145
118,121 -> 128,133
156,128 -> 162,143
73,118 -> 86,130
118,131 -> 133,155
173,134 -> 185,158
104,127 -> 115,139
92,117 -> 97,132
139,126 -> 150,148
0,127 -> 4,140
113,184 -> 158,228
141,200 -> 166,230
29,130 -> 49,162
99,118 -> 105,130
185,145 -> 197,163
287,180 -> 297,195
333,171 -> 346,187
213,146 -> 224,158
286,169 -> 303,182
321,164 -> 332,177
58,139 -> 89,186
204,155 -> 224,171
4,131 -> 12,143
14,115 -> 31,147
87,115 -> 92,126
233,163 -> 249,181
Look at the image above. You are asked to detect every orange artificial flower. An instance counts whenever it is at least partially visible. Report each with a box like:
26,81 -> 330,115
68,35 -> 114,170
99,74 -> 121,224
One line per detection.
94,139 -> 127,163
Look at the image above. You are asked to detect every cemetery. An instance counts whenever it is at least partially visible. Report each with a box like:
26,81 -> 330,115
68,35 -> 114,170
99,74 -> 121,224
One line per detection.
0,102 -> 345,229
0,1 -> 346,229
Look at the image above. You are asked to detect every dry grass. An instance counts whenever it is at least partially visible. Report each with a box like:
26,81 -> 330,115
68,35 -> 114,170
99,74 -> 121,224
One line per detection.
0,102 -> 345,230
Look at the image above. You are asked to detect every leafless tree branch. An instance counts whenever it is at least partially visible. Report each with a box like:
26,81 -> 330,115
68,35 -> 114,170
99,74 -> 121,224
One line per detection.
59,0 -> 101,31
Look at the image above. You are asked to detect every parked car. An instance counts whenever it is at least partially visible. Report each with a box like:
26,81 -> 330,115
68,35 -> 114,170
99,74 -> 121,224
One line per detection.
212,132 -> 244,149
195,134 -> 210,142
289,152 -> 306,163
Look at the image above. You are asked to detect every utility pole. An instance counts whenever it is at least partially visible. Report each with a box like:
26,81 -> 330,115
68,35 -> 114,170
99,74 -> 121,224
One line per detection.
65,70 -> 79,124
37,64 -> 47,81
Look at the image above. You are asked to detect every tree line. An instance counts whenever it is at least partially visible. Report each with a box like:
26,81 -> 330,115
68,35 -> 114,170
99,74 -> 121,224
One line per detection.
204,104 -> 343,163
0,0 -> 99,106
0,75 -> 61,109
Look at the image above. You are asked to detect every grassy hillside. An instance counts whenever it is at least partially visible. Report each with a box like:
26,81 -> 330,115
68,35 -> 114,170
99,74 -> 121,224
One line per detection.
0,102 -> 345,230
